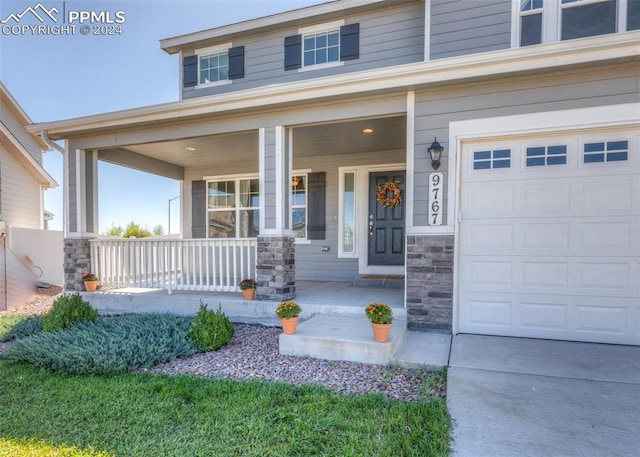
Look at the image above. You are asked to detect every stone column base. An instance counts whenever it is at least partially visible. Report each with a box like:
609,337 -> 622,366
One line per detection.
256,235 -> 295,301
406,234 -> 454,332
64,238 -> 92,291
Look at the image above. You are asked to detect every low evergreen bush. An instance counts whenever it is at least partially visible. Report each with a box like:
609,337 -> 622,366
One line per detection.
42,293 -> 98,332
188,303 -> 235,352
3,314 -> 195,374
0,315 -> 43,342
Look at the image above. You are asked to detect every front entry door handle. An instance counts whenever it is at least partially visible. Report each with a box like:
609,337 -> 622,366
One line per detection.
369,216 -> 374,235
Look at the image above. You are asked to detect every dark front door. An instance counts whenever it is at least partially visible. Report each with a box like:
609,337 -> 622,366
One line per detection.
368,171 -> 405,265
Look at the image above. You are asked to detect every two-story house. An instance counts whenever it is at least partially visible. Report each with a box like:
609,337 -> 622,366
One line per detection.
1,83 -> 60,310
31,0 -> 639,345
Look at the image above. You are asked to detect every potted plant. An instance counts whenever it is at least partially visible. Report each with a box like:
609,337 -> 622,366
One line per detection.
276,301 -> 301,334
82,273 -> 99,292
365,302 -> 393,342
239,279 -> 256,300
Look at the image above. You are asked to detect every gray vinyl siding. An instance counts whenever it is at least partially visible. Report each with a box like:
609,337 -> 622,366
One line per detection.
412,62 -> 640,226
182,2 -> 424,99
294,149 -> 405,282
430,0 -> 511,60
263,127 -> 277,230
0,147 -> 41,229
67,147 -> 77,233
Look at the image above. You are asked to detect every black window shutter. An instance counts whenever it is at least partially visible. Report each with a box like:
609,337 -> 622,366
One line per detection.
183,55 -> 198,87
340,23 -> 360,61
228,46 -> 245,80
307,172 -> 326,240
192,180 -> 206,238
284,34 -> 302,70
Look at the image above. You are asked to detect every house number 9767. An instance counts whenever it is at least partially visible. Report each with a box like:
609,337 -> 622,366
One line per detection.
428,172 -> 443,226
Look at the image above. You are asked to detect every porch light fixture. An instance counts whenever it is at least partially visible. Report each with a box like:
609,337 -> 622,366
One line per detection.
428,137 -> 443,170
185,147 -> 196,151
362,128 -> 374,134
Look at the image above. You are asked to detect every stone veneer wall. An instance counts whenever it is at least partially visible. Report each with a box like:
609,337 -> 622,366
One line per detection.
64,238 -> 92,291
256,235 -> 296,301
406,234 -> 454,332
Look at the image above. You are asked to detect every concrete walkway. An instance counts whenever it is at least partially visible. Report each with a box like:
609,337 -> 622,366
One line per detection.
447,335 -> 640,457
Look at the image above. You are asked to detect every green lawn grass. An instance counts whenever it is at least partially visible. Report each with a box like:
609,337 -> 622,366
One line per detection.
0,362 -> 450,456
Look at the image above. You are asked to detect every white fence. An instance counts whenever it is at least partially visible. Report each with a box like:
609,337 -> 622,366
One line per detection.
90,238 -> 257,292
9,227 -> 63,284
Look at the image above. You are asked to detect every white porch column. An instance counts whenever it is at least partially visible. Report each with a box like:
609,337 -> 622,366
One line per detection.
257,126 -> 295,300
63,144 -> 99,291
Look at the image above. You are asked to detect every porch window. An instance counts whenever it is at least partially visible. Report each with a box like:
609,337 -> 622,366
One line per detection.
207,178 -> 259,238
292,175 -> 307,238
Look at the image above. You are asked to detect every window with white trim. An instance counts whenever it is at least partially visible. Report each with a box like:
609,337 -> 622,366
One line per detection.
207,178 -> 259,238
196,44 -> 231,87
304,30 -> 340,67
292,174 -> 308,239
583,140 -> 629,163
473,149 -> 512,170
525,145 -> 568,166
515,0 -> 638,46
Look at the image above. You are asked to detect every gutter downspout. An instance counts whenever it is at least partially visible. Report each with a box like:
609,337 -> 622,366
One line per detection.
40,129 -> 65,153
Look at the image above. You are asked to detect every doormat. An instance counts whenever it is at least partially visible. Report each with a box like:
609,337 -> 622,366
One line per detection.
359,275 -> 405,280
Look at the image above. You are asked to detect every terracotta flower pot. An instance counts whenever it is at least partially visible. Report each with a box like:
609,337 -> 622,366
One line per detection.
371,323 -> 392,343
280,316 -> 299,335
242,288 -> 255,300
84,281 -> 98,292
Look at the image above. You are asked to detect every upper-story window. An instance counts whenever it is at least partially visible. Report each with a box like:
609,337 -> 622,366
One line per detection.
284,20 -> 360,71
515,0 -> 640,47
304,30 -> 340,67
183,44 -> 245,89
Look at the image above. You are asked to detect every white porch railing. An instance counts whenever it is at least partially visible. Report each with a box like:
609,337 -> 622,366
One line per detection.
90,238 -> 257,292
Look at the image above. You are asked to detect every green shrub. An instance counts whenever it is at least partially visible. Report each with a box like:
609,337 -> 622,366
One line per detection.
0,315 -> 43,342
4,314 -> 195,374
43,293 -> 98,332
188,303 -> 235,352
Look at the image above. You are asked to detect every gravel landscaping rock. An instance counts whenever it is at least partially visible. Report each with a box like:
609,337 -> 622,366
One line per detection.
149,323 -> 446,402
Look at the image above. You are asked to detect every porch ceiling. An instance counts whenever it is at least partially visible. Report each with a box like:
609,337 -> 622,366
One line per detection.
103,116 -> 406,168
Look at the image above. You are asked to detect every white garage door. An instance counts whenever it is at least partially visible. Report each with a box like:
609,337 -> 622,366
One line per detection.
458,130 -> 639,345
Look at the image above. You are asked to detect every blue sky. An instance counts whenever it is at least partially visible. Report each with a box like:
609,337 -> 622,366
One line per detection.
0,0 -> 324,233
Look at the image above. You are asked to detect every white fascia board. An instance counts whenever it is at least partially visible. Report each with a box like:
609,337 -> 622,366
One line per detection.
31,31 -> 640,139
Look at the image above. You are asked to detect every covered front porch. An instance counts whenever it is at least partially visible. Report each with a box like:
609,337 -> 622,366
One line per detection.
82,280 -> 450,369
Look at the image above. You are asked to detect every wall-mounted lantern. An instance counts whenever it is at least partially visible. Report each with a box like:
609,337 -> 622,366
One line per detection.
428,137 -> 444,170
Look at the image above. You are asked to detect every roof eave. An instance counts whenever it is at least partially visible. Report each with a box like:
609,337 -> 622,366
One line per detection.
160,0 -> 408,54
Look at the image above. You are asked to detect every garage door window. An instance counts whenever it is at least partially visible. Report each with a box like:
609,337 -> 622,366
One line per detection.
473,149 -> 511,170
526,145 -> 567,167
583,140 -> 628,163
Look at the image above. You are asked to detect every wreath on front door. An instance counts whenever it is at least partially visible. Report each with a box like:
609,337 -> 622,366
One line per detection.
376,181 -> 402,208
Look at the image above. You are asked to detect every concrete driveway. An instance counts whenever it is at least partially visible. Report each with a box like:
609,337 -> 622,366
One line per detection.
447,335 -> 640,457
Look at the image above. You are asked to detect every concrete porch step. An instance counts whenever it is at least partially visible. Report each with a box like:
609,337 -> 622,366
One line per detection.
278,314 -> 451,369
279,315 -> 406,366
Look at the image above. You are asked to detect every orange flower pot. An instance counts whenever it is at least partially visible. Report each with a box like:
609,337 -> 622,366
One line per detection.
242,288 -> 255,300
84,281 -> 98,292
280,316 -> 299,335
371,323 -> 392,343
